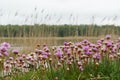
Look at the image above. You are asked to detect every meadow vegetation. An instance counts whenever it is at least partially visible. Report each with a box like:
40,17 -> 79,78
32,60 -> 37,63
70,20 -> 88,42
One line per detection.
0,24 -> 119,37
0,35 -> 120,80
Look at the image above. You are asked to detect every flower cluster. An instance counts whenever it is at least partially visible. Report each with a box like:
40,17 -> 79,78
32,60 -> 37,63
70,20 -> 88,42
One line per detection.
0,42 -> 11,58
2,35 -> 120,79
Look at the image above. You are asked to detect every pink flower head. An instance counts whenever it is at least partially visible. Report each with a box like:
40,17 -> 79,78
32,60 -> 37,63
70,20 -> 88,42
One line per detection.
42,54 -> 48,59
112,49 -> 116,53
4,64 -> 11,71
83,46 -> 89,52
84,51 -> 92,55
76,42 -> 82,48
82,39 -> 89,43
107,42 -> 113,47
117,44 -> 120,49
64,42 -> 68,46
55,48 -> 63,58
92,47 -> 98,52
79,66 -> 84,71
1,42 -> 11,49
35,49 -> 39,53
43,46 -> 49,52
12,49 -> 19,54
9,57 -> 13,60
67,48 -> 71,55
101,47 -> 107,52
89,43 -> 95,47
18,57 -> 23,61
97,40 -> 102,44
41,50 -> 48,56
106,35 -> 111,40
93,53 -> 101,60
63,47 -> 68,52
0,46 -> 7,52
3,52 -> 9,56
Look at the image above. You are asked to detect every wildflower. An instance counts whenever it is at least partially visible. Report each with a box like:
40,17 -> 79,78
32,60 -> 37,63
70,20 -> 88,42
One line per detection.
92,47 -> 98,52
1,42 -> 11,49
89,43 -> 95,47
79,66 -> 84,71
12,49 -> 19,55
22,54 -> 26,59
76,42 -> 82,48
63,47 -> 68,52
93,53 -> 101,60
42,55 -> 48,59
67,48 -> 71,55
83,46 -> 89,52
106,42 -> 113,47
106,35 -> 111,40
112,49 -> 116,53
117,44 -> 120,49
3,52 -> 9,56
78,61 -> 82,66
35,49 -> 39,53
0,46 -> 7,52
82,39 -> 89,43
43,46 -> 49,52
97,40 -> 102,44
64,41 -> 68,46
84,51 -> 92,55
55,48 -> 63,58
9,57 -> 13,60
40,50 -> 48,56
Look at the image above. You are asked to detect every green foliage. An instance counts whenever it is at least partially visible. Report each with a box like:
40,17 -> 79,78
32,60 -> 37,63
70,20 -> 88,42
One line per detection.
3,58 -> 120,80
0,24 -> 119,37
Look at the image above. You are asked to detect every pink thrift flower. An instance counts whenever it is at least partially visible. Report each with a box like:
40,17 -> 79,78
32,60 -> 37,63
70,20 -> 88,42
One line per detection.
82,39 -> 89,43
84,51 -> 92,55
107,42 -> 113,47
64,42 -> 68,46
67,48 -> 71,55
3,52 -> 9,56
42,54 -> 48,59
92,47 -> 98,52
63,47 -> 68,52
9,57 -> 13,60
0,46 -> 7,52
55,48 -> 63,58
93,53 -> 101,60
83,46 -> 89,52
106,35 -> 111,40
1,42 -> 11,49
79,66 -> 84,71
97,40 -> 102,44
12,49 -> 19,54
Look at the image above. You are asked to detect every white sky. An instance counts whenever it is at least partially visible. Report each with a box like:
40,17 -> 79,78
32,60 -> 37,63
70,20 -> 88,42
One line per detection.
0,0 -> 120,25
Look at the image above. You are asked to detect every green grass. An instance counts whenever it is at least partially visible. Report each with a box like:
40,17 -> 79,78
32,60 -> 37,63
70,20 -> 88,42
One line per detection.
3,57 -> 120,80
